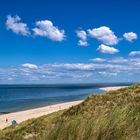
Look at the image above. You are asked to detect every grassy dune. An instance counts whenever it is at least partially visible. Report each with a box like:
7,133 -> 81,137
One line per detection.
0,84 -> 140,140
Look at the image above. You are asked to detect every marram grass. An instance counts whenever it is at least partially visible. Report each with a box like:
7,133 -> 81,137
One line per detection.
0,84 -> 140,140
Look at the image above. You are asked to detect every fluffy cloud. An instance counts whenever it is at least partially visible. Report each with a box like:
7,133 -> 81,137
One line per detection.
21,63 -> 38,69
90,57 -> 128,64
78,40 -> 88,46
129,51 -> 140,56
90,58 -> 106,62
107,57 -> 128,63
88,26 -> 119,45
98,71 -> 118,77
76,30 -> 88,46
1,59 -> 140,83
8,77 -> 13,81
123,32 -> 138,42
76,30 -> 87,40
32,20 -> 65,41
6,15 -> 30,36
97,44 -> 119,54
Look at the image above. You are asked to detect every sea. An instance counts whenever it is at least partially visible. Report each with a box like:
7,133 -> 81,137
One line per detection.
0,83 -> 133,113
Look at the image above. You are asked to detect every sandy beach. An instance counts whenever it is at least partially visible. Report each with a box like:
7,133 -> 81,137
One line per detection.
0,100 -> 82,130
0,86 -> 127,130
100,86 -> 127,92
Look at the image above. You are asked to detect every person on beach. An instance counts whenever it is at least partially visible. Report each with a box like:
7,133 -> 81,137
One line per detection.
6,118 -> 8,123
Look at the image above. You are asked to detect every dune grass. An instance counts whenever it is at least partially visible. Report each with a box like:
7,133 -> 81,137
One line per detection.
0,84 -> 140,140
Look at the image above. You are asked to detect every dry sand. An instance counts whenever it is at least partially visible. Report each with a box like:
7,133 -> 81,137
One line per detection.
0,100 -> 82,130
100,86 -> 127,92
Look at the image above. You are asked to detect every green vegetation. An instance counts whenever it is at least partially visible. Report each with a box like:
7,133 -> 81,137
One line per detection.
0,84 -> 140,140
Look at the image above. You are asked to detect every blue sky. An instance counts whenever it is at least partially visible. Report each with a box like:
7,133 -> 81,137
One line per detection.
0,0 -> 140,84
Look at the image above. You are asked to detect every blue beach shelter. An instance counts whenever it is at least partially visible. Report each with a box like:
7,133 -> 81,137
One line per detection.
11,120 -> 17,125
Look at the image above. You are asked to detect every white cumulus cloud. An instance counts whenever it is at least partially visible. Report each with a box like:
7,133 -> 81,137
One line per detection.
97,44 -> 119,54
76,30 -> 88,46
32,20 -> 65,41
1,60 -> 140,83
78,40 -> 88,46
108,57 -> 128,63
88,26 -> 119,45
90,58 -> 106,62
90,57 -> 128,63
6,15 -> 30,36
76,30 -> 87,40
21,63 -> 38,69
129,51 -> 140,56
123,32 -> 138,42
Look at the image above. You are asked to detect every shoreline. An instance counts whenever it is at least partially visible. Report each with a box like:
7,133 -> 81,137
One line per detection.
0,100 -> 82,130
0,85 -> 127,130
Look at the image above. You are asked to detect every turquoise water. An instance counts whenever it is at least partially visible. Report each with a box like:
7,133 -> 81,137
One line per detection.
0,83 -> 132,113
